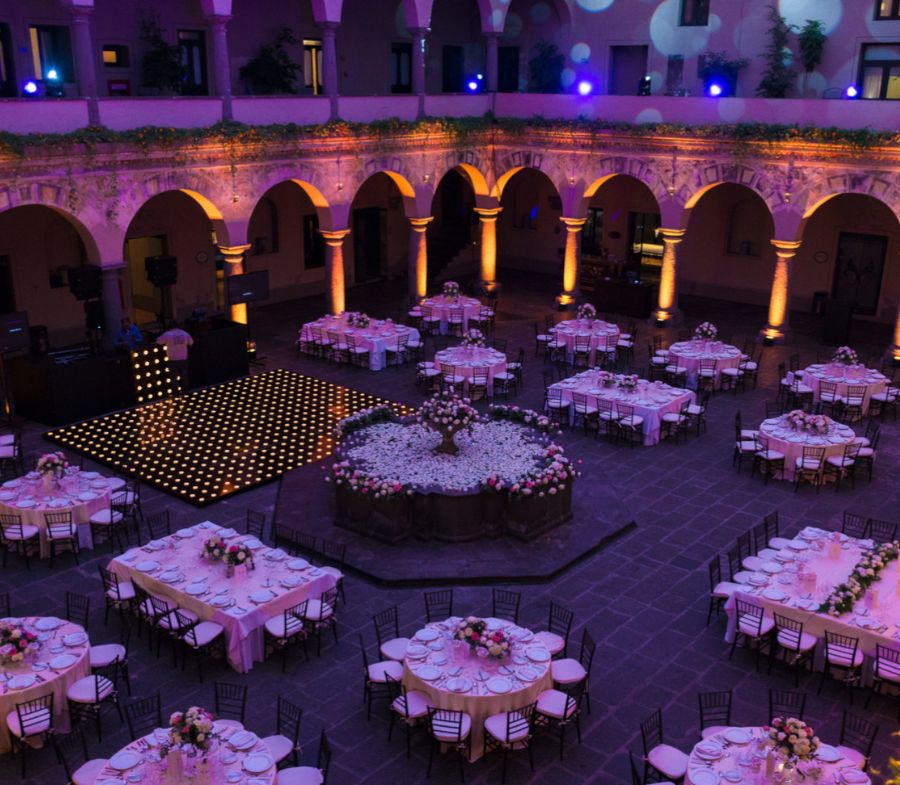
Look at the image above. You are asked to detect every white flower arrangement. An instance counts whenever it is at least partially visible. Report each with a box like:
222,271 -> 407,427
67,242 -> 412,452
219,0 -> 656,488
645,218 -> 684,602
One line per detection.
617,373 -> 639,391
460,328 -> 486,348
417,389 -> 478,441
784,409 -> 829,435
765,717 -> 820,761
164,706 -> 216,753
576,303 -> 597,321
832,345 -> 858,366
36,451 -> 68,478
508,444 -> 578,499
488,404 -> 558,434
223,543 -> 254,570
693,321 -> 718,340
443,281 -> 460,298
346,312 -> 370,329
818,540 -> 899,616
334,405 -> 398,439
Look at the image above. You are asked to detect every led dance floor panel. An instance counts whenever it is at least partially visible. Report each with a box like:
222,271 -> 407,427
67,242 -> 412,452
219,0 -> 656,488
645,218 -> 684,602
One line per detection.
45,369 -> 410,506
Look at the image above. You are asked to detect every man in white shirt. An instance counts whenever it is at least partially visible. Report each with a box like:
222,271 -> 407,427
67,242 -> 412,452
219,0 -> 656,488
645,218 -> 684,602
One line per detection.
156,322 -> 194,391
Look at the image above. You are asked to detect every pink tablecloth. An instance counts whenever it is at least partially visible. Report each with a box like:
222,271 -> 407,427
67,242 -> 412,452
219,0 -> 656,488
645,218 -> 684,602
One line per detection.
550,371 -> 695,445
434,347 -> 508,398
757,416 -> 857,481
422,296 -> 482,334
667,340 -> 741,388
0,617 -> 90,753
300,314 -> 419,371
724,527 -> 900,658
402,617 -> 552,761
550,319 -> 620,366
0,471 -> 112,557
109,522 -> 338,673
796,363 -> 888,415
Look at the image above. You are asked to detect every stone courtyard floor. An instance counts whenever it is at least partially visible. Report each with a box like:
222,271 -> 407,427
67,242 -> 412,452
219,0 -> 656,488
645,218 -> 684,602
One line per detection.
2,272 -> 898,784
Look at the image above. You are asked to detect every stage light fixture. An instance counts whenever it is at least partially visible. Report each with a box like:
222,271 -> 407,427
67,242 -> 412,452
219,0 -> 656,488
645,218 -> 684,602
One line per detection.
577,80 -> 593,96
707,82 -> 723,97
844,85 -> 858,99
23,80 -> 39,96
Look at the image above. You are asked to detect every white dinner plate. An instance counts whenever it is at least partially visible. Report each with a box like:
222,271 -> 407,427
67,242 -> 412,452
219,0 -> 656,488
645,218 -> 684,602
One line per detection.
721,770 -> 742,783
815,745 -> 842,762
34,617 -> 63,631
690,769 -> 720,785
415,628 -> 440,642
761,588 -> 787,602
217,528 -> 238,538
839,770 -> 870,785
265,549 -> 287,561
416,666 -> 441,681
158,571 -> 181,584
526,647 -> 551,663
7,674 -> 36,689
695,743 -> 723,761
229,731 -> 258,750
175,528 -> 195,538
793,598 -> 818,611
446,677 -> 472,693
747,574 -> 768,586
787,540 -> 809,551
760,562 -> 782,574
2,479 -> 21,488
243,538 -> 263,550
0,491 -> 16,500
90,480 -> 108,489
226,773 -> 242,783
211,595 -> 233,607
50,653 -> 77,669
109,751 -> 140,771
249,590 -> 274,604
15,499 -> 35,508
287,558 -> 309,571
406,644 -> 428,659
146,540 -> 166,551
486,677 -> 511,694
723,728 -> 752,745
81,472 -> 99,480
136,560 -> 159,572
78,492 -> 97,501
63,631 -> 88,646
242,754 -> 273,774
280,576 -> 303,588
517,666 -> 541,681
185,583 -> 207,596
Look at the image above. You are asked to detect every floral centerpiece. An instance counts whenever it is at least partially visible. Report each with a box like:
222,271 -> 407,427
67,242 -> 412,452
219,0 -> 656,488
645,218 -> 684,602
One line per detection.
455,617 -> 510,659
618,373 -> 639,391
832,345 -> 858,366
460,328 -> 486,348
508,444 -> 578,499
36,451 -> 67,478
576,303 -> 596,321
201,535 -> 226,561
765,717 -> 820,762
346,312 -> 370,329
443,281 -> 460,299
818,540 -> 899,616
594,370 -> 615,387
223,543 -> 254,573
784,409 -> 829,435
694,321 -> 718,340
164,706 -> 216,753
0,620 -> 38,664
417,389 -> 478,455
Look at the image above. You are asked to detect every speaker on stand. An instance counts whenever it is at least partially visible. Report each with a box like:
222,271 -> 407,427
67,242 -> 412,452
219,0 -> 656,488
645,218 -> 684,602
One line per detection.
145,255 -> 178,322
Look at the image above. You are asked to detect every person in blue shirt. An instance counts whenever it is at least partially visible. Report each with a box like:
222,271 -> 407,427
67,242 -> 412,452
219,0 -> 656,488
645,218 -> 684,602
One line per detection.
114,317 -> 143,352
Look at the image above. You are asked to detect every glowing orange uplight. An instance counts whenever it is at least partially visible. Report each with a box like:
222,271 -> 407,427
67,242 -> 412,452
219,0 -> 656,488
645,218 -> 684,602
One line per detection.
219,244 -> 252,325
321,229 -> 351,315
764,240 -> 801,341
560,217 -> 586,303
475,207 -> 502,289
653,228 -> 685,323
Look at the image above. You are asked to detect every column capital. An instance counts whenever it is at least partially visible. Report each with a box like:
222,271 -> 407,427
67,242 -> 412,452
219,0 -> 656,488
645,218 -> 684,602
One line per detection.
560,216 -> 587,232
320,21 -> 339,34
483,31 -> 500,40
100,261 -> 127,275
771,239 -> 802,257
658,227 -> 686,243
319,228 -> 351,246
218,243 -> 251,263
70,6 -> 93,22
408,216 -> 434,232
474,207 -> 502,221
408,26 -> 428,37
205,13 -> 232,28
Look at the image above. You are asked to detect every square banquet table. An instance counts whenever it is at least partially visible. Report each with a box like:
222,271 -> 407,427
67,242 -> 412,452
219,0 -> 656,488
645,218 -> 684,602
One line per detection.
300,314 -> 420,371
109,522 -> 338,673
549,370 -> 695,445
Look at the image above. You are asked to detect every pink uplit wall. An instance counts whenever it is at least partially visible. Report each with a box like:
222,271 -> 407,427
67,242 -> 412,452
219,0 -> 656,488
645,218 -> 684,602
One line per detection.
98,98 -> 224,130
231,97 -> 331,125
0,100 -> 90,133
423,94 -> 491,116
338,95 -> 418,121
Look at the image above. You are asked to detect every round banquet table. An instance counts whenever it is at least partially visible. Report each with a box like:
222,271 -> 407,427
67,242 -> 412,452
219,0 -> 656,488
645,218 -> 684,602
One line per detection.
0,471 -> 113,558
758,416 -> 857,481
0,616 -> 90,753
97,724 -> 277,784
550,319 -> 620,366
667,340 -> 742,388
421,295 -> 482,334
685,727 -> 868,785
402,617 -> 553,761
795,363 -> 889,415
434,347 -> 508,397
300,314 -> 420,371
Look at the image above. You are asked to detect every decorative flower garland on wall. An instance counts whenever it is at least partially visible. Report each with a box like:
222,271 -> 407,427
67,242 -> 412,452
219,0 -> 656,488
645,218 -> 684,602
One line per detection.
818,540 -> 899,616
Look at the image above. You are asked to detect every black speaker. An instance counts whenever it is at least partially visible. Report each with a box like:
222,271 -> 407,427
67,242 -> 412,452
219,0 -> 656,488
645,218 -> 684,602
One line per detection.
68,266 -> 102,300
84,300 -> 105,331
145,255 -> 178,287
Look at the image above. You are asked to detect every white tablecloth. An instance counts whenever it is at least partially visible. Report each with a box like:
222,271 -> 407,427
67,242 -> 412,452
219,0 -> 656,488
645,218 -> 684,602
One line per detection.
422,296 -> 482,334
549,319 -> 620,366
668,340 -> 742,387
97,724 -> 277,784
109,522 -> 337,673
0,471 -> 112,558
757,416 -> 857,481
686,727 -> 853,785
549,371 -> 695,445
0,617 -> 90,753
796,363 -> 888,415
402,617 -> 552,761
300,315 -> 419,371
724,527 -> 900,658
434,347 -> 508,398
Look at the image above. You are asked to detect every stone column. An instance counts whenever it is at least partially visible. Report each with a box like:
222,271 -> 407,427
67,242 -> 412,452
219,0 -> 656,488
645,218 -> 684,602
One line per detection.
557,217 -> 586,307
408,217 -> 433,300
653,227 -> 685,325
321,22 -> 339,121
891,301 -> 900,364
207,14 -> 233,119
70,6 -> 99,124
485,32 -> 499,92
474,207 -> 502,292
100,263 -> 126,347
762,239 -> 801,342
320,229 -> 351,315
410,27 -> 427,118
218,244 -> 251,324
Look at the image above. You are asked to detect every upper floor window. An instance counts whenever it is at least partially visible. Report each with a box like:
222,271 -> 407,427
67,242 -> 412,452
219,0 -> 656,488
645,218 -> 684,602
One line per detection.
858,43 -> 900,99
302,39 -> 322,95
102,45 -> 130,68
29,24 -> 74,82
875,0 -> 900,20
680,0 -> 710,26
177,30 -> 208,95
391,42 -> 411,94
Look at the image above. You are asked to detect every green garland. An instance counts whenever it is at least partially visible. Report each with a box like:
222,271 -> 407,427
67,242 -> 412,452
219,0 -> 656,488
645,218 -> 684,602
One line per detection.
817,540 -> 900,616
1,114 -> 898,159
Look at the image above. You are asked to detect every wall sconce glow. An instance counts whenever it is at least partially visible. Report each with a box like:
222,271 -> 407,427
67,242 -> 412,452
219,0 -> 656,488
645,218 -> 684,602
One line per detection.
22,80 -> 38,95
46,69 -> 59,81
476,73 -> 483,81
467,80 -> 479,92
844,85 -> 858,99
707,82 -> 723,97
577,80 -> 593,96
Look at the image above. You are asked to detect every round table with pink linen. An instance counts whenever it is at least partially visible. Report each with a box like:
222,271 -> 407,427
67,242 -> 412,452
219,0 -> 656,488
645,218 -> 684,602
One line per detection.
797,363 -> 889,415
685,726 -> 868,785
434,347 -> 508,397
300,314 -> 420,371
402,617 -> 552,761
0,471 -> 114,558
757,415 -> 857,481
667,340 -> 742,388
550,319 -> 620,366
421,296 -> 483,334
0,616 -> 90,754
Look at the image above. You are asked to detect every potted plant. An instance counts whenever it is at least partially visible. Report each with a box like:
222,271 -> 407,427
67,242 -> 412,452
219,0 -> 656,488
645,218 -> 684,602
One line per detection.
239,28 -> 302,95
756,5 -> 796,98
797,19 -> 827,96
139,13 -> 184,95
698,50 -> 749,97
528,40 -> 564,94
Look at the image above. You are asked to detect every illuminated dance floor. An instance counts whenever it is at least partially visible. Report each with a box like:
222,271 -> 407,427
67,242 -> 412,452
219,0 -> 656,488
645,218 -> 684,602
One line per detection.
45,369 -> 409,505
